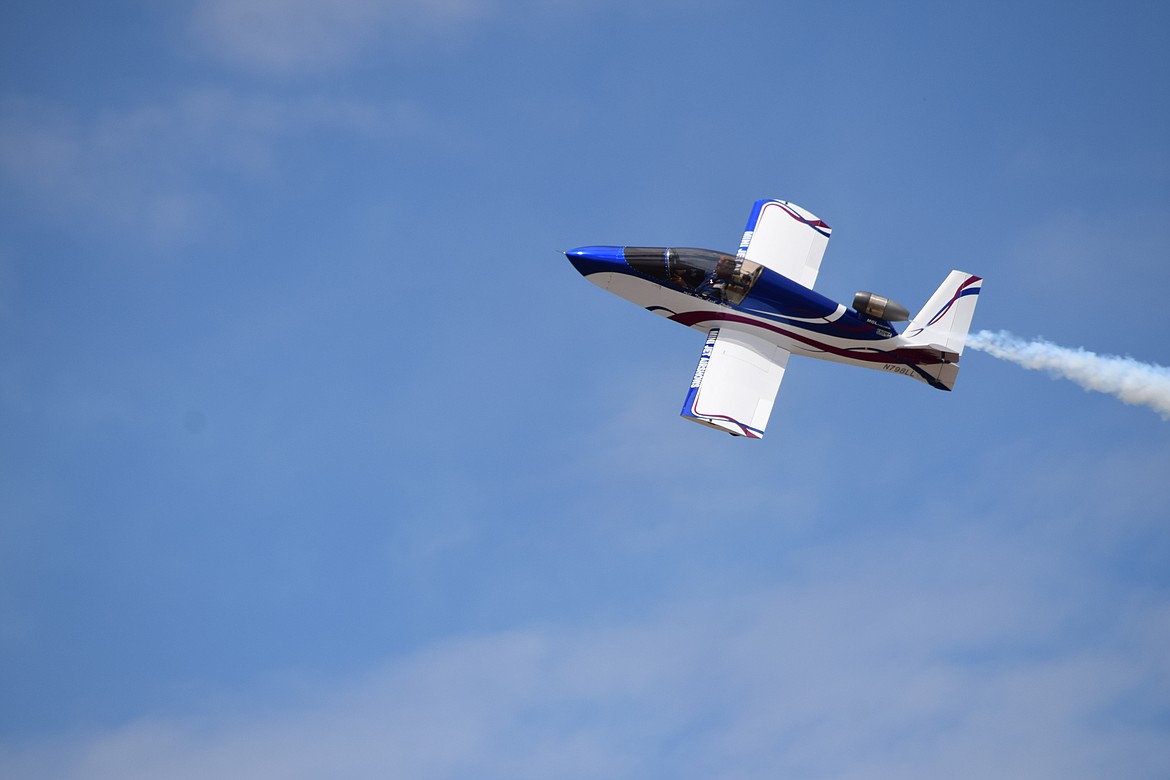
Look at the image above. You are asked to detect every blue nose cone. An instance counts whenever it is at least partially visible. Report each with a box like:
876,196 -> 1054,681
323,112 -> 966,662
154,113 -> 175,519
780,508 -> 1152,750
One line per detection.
565,245 -> 625,276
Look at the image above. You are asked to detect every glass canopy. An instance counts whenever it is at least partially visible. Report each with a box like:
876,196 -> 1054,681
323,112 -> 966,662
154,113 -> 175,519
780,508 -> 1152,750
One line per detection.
623,247 -> 762,305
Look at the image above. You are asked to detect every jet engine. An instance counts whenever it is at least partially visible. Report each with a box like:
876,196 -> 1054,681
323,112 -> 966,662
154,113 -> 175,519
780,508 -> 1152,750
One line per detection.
852,291 -> 910,322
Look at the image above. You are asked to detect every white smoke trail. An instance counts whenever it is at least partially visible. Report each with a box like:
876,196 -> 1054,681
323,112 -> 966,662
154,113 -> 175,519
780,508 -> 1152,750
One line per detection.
966,330 -> 1170,420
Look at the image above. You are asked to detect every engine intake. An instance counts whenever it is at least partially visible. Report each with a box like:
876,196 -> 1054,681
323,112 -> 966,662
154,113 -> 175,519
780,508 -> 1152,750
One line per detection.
852,291 -> 910,322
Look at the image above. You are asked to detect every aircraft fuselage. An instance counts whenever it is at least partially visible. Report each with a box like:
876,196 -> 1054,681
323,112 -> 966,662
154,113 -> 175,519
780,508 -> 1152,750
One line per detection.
566,245 -> 962,389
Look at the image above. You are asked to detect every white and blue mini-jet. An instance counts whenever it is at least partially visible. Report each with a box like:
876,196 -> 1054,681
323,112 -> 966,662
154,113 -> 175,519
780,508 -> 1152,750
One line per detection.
566,199 -> 983,438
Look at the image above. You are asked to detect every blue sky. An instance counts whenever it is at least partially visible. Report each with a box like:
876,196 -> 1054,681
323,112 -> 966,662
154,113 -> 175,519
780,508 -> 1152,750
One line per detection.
2,1 -> 1168,776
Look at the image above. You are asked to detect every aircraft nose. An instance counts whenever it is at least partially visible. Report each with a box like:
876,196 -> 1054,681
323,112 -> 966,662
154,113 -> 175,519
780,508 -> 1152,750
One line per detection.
564,245 -> 625,276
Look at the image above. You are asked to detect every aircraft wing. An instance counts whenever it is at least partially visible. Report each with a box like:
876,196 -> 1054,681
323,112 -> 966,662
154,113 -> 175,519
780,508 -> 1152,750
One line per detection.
681,327 -> 790,438
737,199 -> 832,290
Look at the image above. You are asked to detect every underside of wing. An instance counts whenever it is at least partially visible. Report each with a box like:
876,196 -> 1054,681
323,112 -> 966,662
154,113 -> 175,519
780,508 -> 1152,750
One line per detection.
681,327 -> 791,438
737,199 -> 831,290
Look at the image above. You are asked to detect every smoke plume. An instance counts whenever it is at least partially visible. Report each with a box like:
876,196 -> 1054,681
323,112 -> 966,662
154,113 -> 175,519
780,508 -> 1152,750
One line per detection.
966,330 -> 1170,420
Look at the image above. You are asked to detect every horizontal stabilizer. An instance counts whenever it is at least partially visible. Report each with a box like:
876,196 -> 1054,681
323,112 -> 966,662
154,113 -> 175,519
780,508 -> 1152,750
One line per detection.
917,360 -> 961,391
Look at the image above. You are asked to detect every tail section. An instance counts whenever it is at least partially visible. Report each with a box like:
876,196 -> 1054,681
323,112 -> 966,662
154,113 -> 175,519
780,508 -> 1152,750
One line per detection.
902,271 -> 983,357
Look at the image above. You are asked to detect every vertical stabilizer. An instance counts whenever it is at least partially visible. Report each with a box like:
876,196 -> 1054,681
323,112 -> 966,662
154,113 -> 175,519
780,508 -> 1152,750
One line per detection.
902,271 -> 983,356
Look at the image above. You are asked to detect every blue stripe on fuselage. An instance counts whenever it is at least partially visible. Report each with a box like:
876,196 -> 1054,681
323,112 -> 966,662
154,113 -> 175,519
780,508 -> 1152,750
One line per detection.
743,269 -> 837,319
737,268 -> 892,341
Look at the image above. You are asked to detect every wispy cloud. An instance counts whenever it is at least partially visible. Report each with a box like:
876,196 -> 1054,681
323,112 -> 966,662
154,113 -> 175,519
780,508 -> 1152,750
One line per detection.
2,511 -> 1166,779
190,0 -> 489,75
186,0 -> 664,76
0,90 -> 422,246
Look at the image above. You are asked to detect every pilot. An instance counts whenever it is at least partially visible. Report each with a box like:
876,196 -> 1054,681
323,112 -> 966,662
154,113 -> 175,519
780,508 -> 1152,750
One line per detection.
697,255 -> 737,300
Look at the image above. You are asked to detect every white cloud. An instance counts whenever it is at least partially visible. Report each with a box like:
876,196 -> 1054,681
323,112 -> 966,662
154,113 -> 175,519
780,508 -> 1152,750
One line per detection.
190,0 -> 490,75
2,511 -> 1166,780
186,0 -> 677,76
0,90 -> 422,246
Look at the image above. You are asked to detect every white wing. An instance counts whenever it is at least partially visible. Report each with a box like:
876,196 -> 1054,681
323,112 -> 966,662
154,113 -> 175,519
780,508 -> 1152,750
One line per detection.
737,199 -> 832,290
680,327 -> 791,438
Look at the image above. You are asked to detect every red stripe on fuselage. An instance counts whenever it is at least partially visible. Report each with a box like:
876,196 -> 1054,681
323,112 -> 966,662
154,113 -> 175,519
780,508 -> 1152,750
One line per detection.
668,310 -> 946,366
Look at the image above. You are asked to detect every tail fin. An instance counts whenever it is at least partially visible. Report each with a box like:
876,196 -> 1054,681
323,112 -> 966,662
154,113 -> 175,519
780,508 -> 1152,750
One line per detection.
902,271 -> 983,357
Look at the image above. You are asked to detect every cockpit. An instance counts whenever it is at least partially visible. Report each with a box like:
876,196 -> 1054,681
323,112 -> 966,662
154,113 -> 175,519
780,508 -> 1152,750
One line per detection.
622,247 -> 763,305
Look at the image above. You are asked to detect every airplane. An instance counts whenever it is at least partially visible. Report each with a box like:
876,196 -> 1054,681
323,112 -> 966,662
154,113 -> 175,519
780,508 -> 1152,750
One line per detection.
565,199 -> 982,438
